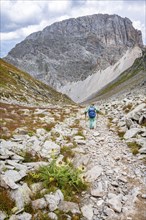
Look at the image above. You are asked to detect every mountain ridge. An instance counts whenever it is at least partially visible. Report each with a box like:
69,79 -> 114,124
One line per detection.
0,59 -> 74,106
4,13 -> 143,101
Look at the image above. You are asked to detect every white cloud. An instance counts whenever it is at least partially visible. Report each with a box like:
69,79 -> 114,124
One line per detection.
0,0 -> 146,57
48,0 -> 71,13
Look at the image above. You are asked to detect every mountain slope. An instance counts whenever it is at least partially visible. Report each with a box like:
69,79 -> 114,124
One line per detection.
0,59 -> 73,106
60,46 -> 142,103
82,48 -> 146,104
4,14 -> 143,96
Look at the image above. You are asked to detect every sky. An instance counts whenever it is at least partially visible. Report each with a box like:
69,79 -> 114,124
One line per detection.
0,0 -> 146,57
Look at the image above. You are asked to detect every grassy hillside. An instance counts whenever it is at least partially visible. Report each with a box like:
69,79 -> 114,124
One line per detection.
0,59 -> 74,106
82,48 -> 146,104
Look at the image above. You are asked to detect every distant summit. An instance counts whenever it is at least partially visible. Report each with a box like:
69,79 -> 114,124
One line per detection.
4,14 -> 143,102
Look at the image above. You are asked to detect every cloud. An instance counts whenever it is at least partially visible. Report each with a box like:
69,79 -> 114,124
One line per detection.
1,0 -> 145,57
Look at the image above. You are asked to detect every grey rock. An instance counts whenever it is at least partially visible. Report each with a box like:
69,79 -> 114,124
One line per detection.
139,115 -> 146,124
91,182 -> 105,197
6,160 -> 27,171
40,141 -> 60,158
32,198 -> 47,210
58,201 -> 80,214
30,182 -> 44,194
139,147 -> 146,154
17,212 -> 32,220
75,139 -> 86,145
0,211 -> 7,220
81,204 -> 93,220
85,165 -> 103,182
0,174 -> 19,189
107,194 -> 122,213
103,206 -> 118,220
44,189 -> 64,211
127,103 -> 146,119
10,183 -> 32,210
124,128 -> 140,139
141,194 -> 146,199
125,118 -> 134,129
48,212 -> 58,220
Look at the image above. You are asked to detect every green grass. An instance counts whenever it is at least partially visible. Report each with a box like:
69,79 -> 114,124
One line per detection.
39,160 -> 87,202
127,142 -> 141,155
24,159 -> 87,203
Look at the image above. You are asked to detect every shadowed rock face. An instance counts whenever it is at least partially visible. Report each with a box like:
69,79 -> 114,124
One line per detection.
4,14 -> 143,91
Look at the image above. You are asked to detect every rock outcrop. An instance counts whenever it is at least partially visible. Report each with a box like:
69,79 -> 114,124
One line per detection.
4,14 -> 143,101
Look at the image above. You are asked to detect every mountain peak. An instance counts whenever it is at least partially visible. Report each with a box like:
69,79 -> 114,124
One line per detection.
4,13 -> 143,103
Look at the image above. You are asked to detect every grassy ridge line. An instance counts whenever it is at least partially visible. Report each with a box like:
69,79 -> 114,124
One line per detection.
0,59 -> 74,105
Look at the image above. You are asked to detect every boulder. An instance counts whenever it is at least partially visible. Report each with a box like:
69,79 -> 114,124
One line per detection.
44,189 -> 64,211
40,141 -> 60,158
85,165 -> 103,182
81,204 -> 93,220
32,198 -> 47,210
58,201 -> 80,214
124,128 -> 140,139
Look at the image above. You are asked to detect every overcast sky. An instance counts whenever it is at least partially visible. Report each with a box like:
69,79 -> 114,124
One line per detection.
0,0 -> 146,57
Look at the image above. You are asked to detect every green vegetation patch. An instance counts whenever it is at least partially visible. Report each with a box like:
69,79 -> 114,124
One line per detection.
60,146 -> 75,162
0,187 -> 15,214
26,160 -> 88,203
127,142 -> 141,155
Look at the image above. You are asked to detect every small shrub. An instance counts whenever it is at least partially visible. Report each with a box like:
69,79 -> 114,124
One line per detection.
0,187 -> 15,214
24,171 -> 41,185
44,123 -> 55,132
28,131 -> 35,136
32,211 -> 52,220
117,130 -> 125,139
127,142 -> 141,155
54,210 -> 81,220
38,160 -> 87,201
23,152 -> 42,162
107,121 -> 112,129
24,203 -> 34,214
60,146 -> 75,162
76,131 -> 85,139
123,103 -> 133,113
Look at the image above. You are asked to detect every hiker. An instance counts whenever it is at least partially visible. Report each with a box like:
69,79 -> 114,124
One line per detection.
85,103 -> 99,129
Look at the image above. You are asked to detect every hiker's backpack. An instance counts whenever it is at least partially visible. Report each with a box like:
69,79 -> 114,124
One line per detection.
88,107 -> 96,118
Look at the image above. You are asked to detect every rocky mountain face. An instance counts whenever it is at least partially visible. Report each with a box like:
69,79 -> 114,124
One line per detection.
0,59 -> 73,106
82,48 -> 146,104
4,14 -> 143,102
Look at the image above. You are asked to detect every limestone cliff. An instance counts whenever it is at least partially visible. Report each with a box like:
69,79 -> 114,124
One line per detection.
4,14 -> 143,101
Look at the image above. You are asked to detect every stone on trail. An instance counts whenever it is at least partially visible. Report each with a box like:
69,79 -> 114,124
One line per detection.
81,204 -> 93,220
90,182 -> 105,197
58,201 -> 81,214
107,193 -> 123,213
10,183 -> 32,210
44,189 -> 64,211
32,198 -> 47,210
40,140 -> 60,158
85,165 -> 103,182
124,128 -> 141,139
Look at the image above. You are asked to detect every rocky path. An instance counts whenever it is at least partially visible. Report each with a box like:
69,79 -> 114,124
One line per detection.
0,101 -> 145,220
77,114 -> 146,220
